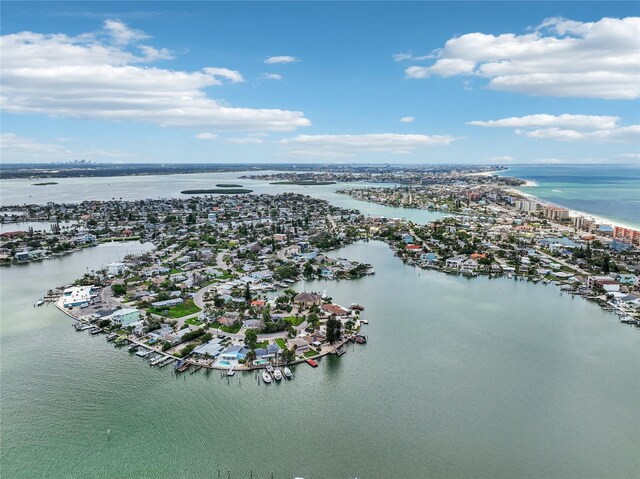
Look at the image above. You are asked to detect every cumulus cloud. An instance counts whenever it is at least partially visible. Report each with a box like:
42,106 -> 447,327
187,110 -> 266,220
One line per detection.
400,116 -> 415,123
103,18 -> 149,45
470,113 -> 638,143
404,16 -> 640,99
279,133 -> 455,158
0,21 -> 310,131
1,133 -> 138,162
468,114 -> 619,130
195,132 -> 217,140
393,51 -> 436,62
517,125 -> 640,143
226,136 -> 264,144
264,56 -> 299,64
259,73 -> 283,81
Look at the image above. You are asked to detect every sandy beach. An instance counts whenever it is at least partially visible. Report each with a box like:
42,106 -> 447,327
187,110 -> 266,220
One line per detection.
506,185 -> 638,231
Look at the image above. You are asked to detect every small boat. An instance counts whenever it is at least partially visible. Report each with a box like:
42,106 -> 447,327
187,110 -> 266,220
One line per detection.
266,364 -> 274,374
35,299 -> 45,307
106,333 -> 118,341
335,346 -> 346,356
360,319 -> 369,325
127,343 -> 139,352
226,367 -> 235,377
354,335 -> 367,344
262,371 -> 272,383
349,303 -> 365,311
306,359 -> 318,367
136,349 -> 150,357
89,328 -> 102,335
273,368 -> 283,381
283,367 -> 292,379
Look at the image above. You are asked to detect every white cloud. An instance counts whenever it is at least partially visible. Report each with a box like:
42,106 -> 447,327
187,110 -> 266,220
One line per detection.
195,132 -> 217,140
404,16 -> 640,99
203,67 -> 244,83
0,21 -> 310,131
518,125 -> 640,143
279,133 -> 455,158
259,73 -> 283,81
226,137 -> 264,144
264,56 -> 299,64
400,116 -> 415,123
0,132 -> 138,162
103,19 -> 149,45
393,51 -> 436,62
470,113 -> 638,143
468,114 -> 619,130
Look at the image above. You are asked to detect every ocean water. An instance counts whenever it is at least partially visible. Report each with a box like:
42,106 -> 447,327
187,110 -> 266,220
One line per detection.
1,241 -> 638,478
498,164 -> 640,229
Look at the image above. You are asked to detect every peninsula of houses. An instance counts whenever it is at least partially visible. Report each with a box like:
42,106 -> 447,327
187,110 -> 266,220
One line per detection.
34,193 -> 373,376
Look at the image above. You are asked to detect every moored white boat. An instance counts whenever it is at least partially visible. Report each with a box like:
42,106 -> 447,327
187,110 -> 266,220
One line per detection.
262,371 -> 272,383
226,367 -> 235,376
273,368 -> 283,381
283,367 -> 292,379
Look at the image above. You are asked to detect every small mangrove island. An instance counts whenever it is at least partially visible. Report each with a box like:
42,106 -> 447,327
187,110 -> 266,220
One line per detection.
32,182 -> 58,186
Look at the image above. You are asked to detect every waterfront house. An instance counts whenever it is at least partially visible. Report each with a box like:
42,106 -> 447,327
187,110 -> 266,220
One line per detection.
107,262 -> 127,276
445,256 -> 465,270
62,286 -> 95,307
293,292 -> 322,307
108,308 -> 140,326
321,303 -> 350,317
193,339 -> 224,358
288,338 -> 311,354
219,346 -> 249,361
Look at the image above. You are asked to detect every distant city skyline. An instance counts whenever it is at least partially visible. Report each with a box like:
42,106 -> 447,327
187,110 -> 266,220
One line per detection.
1,1 -> 639,164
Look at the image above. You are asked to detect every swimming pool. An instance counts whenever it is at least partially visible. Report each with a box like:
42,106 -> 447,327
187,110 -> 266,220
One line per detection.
218,360 -> 231,367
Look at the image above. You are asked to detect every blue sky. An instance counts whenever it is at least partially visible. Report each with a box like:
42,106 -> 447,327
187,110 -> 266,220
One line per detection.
1,1 -> 639,164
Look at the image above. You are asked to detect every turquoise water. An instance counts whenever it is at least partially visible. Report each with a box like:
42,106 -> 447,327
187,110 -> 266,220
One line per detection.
498,164 -> 640,229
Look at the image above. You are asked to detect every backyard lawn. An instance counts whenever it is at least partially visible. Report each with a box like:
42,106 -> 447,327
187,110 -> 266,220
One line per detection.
284,316 -> 305,326
149,299 -> 201,318
275,338 -> 287,349
185,317 -> 203,326
212,322 -> 242,334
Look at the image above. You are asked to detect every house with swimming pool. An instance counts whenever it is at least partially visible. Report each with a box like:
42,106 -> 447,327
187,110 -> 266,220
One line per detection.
219,346 -> 249,361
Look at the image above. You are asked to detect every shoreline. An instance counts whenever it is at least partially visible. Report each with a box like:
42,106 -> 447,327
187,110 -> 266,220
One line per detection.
500,167 -> 638,230
54,293 -> 353,372
506,185 -> 639,231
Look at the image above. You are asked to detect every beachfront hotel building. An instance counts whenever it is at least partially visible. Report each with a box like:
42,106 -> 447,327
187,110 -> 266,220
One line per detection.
543,206 -> 570,221
613,227 -> 640,246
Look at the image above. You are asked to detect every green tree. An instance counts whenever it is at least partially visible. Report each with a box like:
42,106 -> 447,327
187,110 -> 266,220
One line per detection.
308,312 -> 320,331
111,283 -> 126,296
244,329 -> 258,350
326,317 -> 342,344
